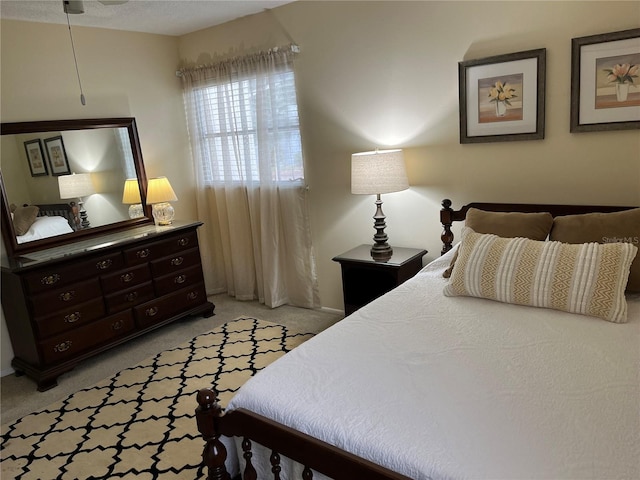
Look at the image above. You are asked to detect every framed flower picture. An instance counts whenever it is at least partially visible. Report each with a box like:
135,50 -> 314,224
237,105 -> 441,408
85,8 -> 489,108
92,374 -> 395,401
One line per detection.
570,28 -> 640,132
44,136 -> 71,176
458,48 -> 546,144
24,139 -> 49,177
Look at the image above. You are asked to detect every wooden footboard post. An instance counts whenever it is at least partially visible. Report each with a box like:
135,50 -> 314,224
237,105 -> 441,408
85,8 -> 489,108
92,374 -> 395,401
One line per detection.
440,198 -> 454,255
196,388 -> 231,480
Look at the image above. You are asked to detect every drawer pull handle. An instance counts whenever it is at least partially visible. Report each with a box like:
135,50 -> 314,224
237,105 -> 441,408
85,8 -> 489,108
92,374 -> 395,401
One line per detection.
64,312 -> 81,323
121,272 -> 135,283
41,274 -> 61,286
136,249 -> 151,259
174,274 -> 186,284
170,256 -> 184,266
112,320 -> 124,330
145,306 -> 159,317
54,341 -> 72,353
125,292 -> 138,302
59,291 -> 75,302
96,259 -> 113,270
187,291 -> 199,300
178,238 -> 190,247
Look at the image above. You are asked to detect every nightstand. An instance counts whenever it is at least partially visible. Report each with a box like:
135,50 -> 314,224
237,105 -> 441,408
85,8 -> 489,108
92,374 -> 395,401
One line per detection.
332,245 -> 427,315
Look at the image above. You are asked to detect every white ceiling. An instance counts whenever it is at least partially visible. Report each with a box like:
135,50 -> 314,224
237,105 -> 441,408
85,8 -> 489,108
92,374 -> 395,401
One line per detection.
0,0 -> 295,36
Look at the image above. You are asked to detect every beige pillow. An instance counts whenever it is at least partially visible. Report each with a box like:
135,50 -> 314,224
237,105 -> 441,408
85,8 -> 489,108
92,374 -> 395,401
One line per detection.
12,205 -> 39,236
444,227 -> 637,323
443,208 -> 554,278
550,209 -> 640,292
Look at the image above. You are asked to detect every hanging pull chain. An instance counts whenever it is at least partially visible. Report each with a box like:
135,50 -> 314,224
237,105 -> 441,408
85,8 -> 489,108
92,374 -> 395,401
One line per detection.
66,11 -> 86,105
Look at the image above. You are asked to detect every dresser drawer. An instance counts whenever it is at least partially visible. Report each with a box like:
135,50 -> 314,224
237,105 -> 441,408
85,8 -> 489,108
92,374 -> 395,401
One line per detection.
39,311 -> 134,364
134,283 -> 207,328
35,298 -> 106,338
123,231 -> 199,266
104,281 -> 154,313
100,264 -> 151,294
153,265 -> 204,296
23,252 -> 123,294
150,248 -> 201,276
30,278 -> 102,317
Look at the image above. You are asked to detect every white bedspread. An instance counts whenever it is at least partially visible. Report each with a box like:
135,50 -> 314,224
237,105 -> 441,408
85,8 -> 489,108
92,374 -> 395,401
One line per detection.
228,250 -> 640,479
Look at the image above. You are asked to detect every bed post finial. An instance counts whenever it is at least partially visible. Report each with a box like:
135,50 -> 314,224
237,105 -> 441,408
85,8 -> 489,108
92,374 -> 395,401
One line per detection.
196,388 -> 231,480
440,199 -> 454,255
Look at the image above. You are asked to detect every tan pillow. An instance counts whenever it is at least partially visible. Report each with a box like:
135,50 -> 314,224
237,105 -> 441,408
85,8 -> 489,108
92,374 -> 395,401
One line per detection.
443,208 -> 554,278
12,205 -> 39,236
550,209 -> 640,292
444,227 -> 638,323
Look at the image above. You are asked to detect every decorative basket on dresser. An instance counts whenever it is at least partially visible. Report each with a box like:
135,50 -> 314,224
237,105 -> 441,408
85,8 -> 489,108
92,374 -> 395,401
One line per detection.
1,221 -> 214,391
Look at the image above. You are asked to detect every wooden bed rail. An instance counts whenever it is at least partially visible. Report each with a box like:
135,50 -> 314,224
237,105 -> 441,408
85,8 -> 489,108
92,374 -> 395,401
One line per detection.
440,198 -> 636,255
196,388 -> 413,480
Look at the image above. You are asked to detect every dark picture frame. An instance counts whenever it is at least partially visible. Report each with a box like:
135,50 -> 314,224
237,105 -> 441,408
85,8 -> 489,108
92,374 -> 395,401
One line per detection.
44,136 -> 71,176
24,139 -> 48,177
459,48 -> 546,143
570,28 -> 640,133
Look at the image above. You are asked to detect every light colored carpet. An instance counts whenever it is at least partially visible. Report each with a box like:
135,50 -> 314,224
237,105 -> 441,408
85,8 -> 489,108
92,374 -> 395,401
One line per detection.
1,316 -> 317,480
1,293 -> 342,426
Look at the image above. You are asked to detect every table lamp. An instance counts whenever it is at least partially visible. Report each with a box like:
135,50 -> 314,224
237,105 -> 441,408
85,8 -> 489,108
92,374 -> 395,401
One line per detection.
58,172 -> 95,229
351,149 -> 409,261
146,176 -> 178,225
122,178 -> 144,219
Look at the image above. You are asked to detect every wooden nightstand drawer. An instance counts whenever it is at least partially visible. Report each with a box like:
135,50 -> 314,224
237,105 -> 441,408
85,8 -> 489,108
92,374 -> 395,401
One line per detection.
104,281 -> 154,313
30,278 -> 102,317
100,264 -> 151,294
39,311 -> 134,364
134,283 -> 206,328
35,299 -> 106,338
23,252 -> 123,294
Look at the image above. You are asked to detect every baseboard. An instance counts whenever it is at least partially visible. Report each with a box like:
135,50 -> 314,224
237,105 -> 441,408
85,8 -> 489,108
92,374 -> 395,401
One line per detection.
318,306 -> 344,316
1,367 -> 15,378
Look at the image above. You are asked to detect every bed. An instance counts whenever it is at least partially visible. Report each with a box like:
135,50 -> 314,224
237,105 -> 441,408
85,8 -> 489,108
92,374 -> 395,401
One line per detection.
196,199 -> 640,480
14,202 -> 77,244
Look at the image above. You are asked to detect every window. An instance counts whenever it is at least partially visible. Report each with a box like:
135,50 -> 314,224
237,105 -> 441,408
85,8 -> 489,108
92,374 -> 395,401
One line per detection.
192,66 -> 304,185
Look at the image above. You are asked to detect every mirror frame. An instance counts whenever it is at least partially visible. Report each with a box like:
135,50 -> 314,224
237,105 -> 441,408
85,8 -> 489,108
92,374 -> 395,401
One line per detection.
1,117 -> 153,258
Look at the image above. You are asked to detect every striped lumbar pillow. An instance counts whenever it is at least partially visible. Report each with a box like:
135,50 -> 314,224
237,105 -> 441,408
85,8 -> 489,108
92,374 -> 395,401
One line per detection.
444,227 -> 638,323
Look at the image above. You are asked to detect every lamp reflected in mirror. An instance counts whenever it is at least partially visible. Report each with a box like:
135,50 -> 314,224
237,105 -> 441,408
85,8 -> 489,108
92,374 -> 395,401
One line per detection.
122,178 -> 144,219
146,176 -> 177,226
58,172 -> 95,229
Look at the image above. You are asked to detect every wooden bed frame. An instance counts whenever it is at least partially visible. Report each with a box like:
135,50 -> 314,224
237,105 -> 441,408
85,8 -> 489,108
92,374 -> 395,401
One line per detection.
196,199 -> 638,480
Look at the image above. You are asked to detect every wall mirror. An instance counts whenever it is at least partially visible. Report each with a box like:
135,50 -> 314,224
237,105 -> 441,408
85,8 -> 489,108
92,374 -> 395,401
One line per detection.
1,117 -> 153,258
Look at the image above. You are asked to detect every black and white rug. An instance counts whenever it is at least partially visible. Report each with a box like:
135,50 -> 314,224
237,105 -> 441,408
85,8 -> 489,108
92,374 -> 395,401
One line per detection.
1,317 -> 313,479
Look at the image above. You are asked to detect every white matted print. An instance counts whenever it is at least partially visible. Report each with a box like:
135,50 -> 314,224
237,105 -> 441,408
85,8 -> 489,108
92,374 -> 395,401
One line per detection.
459,49 -> 545,143
571,28 -> 640,132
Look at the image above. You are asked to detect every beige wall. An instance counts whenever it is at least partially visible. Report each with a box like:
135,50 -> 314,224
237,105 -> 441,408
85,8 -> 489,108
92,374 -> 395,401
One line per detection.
179,1 -> 640,313
1,1 -> 639,374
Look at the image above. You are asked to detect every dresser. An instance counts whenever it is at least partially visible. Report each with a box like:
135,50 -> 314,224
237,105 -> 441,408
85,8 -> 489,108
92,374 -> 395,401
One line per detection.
1,221 -> 214,391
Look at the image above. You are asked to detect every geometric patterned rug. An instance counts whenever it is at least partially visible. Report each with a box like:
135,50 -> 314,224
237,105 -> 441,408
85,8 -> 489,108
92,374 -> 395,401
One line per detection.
0,317 -> 314,480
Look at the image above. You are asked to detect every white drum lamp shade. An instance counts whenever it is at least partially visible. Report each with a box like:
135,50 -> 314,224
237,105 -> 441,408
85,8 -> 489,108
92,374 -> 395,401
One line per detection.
351,149 -> 409,195
58,173 -> 95,199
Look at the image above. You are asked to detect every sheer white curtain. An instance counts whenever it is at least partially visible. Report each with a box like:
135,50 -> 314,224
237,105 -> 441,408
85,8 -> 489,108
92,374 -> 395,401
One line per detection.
181,46 -> 320,309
